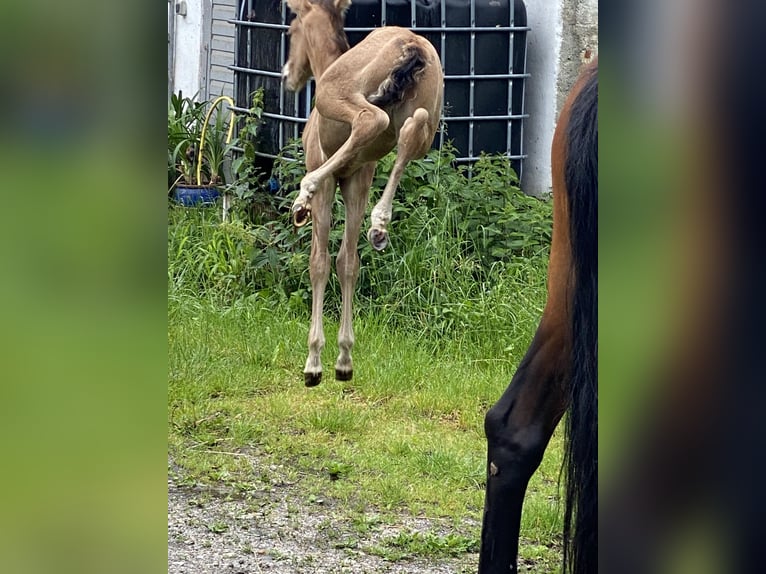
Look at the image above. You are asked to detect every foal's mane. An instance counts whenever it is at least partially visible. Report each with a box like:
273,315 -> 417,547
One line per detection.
304,0 -> 350,55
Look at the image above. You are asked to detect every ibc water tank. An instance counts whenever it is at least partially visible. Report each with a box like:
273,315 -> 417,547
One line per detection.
231,0 -> 528,177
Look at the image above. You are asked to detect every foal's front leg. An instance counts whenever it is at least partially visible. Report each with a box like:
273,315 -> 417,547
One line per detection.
303,179 -> 334,386
335,164 -> 374,381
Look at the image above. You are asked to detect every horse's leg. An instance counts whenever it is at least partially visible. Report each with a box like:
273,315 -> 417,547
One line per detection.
368,108 -> 432,250
479,321 -> 568,574
292,97 -> 389,226
334,163 -> 375,381
303,177 -> 335,387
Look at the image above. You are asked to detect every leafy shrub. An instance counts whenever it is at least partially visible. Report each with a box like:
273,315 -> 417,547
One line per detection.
168,140 -> 552,342
225,90 -> 266,204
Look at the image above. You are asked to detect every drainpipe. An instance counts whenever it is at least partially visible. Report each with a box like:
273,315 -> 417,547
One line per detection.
168,0 -> 176,98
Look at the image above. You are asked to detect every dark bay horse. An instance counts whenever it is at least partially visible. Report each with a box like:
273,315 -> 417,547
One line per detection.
479,59 -> 598,574
282,0 -> 443,386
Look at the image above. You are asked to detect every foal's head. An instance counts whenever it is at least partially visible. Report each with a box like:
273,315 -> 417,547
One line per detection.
283,0 -> 352,92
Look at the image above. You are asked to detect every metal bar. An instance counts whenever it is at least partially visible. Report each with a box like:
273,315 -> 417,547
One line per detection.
293,89 -> 300,139
228,104 -> 310,124
454,155 -> 527,163
285,4 -> 301,140
229,106 -> 309,124
411,0 -> 416,27
263,112 -> 308,124
304,82 -> 313,124
439,0 -> 446,151
519,28 -> 529,181
468,0 -> 476,160
279,1 -> 287,150
255,151 -> 281,160
506,2 -> 514,158
444,73 -> 530,80
228,65 -> 283,78
228,20 -> 530,33
444,114 -> 529,121
229,20 -> 289,30
345,25 -> 531,32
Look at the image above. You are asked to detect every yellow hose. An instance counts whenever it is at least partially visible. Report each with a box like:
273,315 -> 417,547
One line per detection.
196,95 -> 236,186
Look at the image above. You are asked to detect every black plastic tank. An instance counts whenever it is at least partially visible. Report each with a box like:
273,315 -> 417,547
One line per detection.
231,0 -> 528,177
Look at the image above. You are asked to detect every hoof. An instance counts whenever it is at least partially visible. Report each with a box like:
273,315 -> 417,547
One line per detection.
367,227 -> 389,251
335,368 -> 353,382
293,205 -> 311,228
304,372 -> 322,387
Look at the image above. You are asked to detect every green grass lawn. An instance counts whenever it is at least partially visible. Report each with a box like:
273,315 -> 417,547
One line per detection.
168,290 -> 564,569
168,135 -> 561,569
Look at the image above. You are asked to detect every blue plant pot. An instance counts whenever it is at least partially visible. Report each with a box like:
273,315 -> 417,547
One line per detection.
173,185 -> 220,206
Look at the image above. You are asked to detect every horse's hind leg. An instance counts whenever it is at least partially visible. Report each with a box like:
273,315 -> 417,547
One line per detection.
479,322 -> 568,573
335,163 -> 375,381
303,178 -> 334,386
368,108 -> 432,250
293,98 -> 389,227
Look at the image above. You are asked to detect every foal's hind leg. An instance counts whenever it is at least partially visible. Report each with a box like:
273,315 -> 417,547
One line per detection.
292,97 -> 389,227
303,178 -> 335,386
335,163 -> 375,381
479,321 -> 568,573
368,108 -> 433,250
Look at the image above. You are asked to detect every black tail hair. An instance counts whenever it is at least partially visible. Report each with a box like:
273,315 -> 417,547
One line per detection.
367,43 -> 427,108
562,62 -> 598,574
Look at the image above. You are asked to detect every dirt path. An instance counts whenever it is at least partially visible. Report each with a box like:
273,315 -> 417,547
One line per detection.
168,469 -> 479,573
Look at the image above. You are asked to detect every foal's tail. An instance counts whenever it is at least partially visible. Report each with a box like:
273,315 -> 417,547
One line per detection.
562,61 -> 598,574
367,42 -> 427,108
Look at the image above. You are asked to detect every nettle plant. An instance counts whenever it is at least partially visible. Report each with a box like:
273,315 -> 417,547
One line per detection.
261,140 -> 552,316
368,142 -> 552,263
169,137 -> 553,333
268,138 -> 554,265
225,90 -> 266,203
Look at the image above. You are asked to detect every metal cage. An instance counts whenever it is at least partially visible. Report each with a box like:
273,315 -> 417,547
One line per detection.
230,0 -> 528,178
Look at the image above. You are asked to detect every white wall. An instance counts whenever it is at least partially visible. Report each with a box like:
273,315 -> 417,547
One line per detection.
520,0 -> 563,197
171,0 -> 206,100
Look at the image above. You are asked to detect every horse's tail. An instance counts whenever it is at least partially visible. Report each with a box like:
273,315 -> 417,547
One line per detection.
367,42 -> 427,108
562,61 -> 598,574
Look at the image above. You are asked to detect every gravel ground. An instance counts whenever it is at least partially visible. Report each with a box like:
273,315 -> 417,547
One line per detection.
168,464 -> 479,574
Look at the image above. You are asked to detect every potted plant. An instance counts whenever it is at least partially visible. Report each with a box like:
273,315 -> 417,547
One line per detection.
168,93 -> 235,208
168,92 -> 205,196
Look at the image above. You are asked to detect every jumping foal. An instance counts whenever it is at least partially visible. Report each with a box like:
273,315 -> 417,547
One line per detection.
479,59 -> 598,574
282,0 -> 443,386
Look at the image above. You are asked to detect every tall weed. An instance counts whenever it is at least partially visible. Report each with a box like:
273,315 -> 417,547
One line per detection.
168,141 -> 552,345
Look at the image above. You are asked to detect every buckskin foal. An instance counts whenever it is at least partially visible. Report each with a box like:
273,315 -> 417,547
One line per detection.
282,0 -> 443,386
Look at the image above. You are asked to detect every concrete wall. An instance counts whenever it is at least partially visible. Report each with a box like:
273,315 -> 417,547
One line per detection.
520,0 -> 597,196
557,0 -> 598,112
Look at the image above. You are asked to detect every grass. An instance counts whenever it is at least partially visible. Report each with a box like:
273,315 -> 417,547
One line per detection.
169,281 -> 564,570
168,146 -> 559,569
